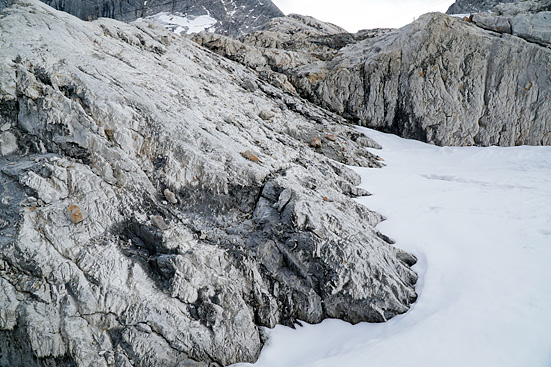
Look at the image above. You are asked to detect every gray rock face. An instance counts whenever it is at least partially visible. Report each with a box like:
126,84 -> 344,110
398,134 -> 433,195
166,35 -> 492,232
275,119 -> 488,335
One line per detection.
196,12 -> 551,146
0,0 -> 284,36
469,1 -> 551,47
446,0 -> 516,14
447,1 -> 551,46
493,0 -> 551,15
509,11 -> 551,46
307,13 -> 551,146
0,1 -> 417,366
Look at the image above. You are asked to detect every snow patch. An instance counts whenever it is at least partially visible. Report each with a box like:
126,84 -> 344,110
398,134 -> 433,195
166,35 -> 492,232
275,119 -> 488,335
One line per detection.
144,12 -> 217,34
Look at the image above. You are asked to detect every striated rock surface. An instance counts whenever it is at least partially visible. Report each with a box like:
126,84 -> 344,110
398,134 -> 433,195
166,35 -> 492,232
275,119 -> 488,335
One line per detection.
0,1 -> 417,366
0,0 -> 284,36
195,11 -> 551,146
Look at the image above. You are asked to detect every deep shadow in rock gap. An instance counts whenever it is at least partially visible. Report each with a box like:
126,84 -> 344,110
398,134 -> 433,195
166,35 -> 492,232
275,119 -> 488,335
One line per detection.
0,330 -> 78,367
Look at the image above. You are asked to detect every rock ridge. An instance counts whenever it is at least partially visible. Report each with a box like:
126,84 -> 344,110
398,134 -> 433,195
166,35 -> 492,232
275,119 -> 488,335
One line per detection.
194,10 -> 551,146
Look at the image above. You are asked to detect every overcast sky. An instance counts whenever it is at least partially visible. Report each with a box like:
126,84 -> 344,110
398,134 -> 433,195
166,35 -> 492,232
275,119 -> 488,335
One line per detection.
272,0 -> 456,32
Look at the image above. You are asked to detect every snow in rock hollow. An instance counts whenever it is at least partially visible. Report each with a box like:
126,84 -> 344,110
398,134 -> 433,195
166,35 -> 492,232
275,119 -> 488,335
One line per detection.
144,12 -> 217,34
234,128 -> 551,367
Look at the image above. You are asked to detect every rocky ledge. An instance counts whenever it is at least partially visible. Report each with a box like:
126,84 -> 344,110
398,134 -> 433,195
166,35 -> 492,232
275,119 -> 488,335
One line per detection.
0,1 -> 417,366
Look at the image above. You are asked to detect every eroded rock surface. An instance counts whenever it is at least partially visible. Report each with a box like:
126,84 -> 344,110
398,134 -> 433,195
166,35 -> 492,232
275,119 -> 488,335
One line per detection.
0,1 -> 417,366
195,11 -> 551,146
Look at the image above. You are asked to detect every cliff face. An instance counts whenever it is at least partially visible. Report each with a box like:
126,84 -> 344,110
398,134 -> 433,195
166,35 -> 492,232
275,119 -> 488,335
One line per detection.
195,7 -> 551,146
0,0 -> 284,35
0,1 -> 418,366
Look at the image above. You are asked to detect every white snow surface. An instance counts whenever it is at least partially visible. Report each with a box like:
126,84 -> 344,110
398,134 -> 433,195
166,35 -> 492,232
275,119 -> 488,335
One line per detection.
144,12 -> 217,34
235,128 -> 551,367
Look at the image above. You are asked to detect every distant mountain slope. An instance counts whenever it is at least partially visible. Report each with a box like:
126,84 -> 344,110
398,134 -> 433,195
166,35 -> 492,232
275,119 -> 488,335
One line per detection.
0,0 -> 284,35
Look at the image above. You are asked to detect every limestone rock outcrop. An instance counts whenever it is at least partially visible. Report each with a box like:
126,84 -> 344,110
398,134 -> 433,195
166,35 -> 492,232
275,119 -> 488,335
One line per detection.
0,1 -> 417,366
195,11 -> 551,146
293,13 -> 551,146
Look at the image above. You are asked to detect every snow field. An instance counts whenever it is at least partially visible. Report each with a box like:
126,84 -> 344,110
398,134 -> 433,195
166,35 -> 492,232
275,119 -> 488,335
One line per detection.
235,128 -> 551,367
144,12 -> 217,34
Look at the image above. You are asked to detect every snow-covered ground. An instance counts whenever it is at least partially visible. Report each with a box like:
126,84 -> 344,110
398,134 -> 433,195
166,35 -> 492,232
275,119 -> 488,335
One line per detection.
144,12 -> 217,34
235,128 -> 551,367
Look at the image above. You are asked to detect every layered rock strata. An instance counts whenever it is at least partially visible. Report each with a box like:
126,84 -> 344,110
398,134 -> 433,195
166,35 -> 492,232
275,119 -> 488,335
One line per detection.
0,1 -> 417,366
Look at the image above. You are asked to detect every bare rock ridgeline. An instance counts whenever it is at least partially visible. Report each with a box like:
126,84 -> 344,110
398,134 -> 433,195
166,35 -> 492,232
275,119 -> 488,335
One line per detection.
195,3 -> 551,146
